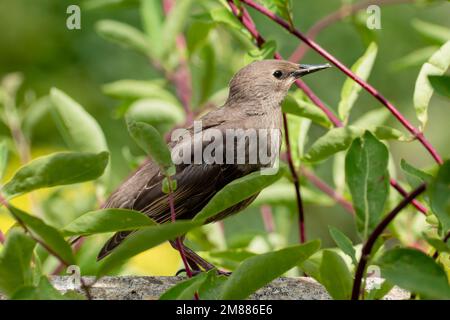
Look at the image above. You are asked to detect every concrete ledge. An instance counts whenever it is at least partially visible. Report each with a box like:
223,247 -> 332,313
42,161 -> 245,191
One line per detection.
50,276 -> 409,300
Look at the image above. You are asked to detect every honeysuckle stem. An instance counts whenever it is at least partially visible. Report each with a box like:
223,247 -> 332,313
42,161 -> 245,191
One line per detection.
300,167 -> 354,215
351,184 -> 426,300
283,114 -> 306,243
241,0 -> 443,165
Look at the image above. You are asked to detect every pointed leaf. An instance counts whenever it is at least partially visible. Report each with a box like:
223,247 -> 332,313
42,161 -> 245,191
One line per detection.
220,240 -> 320,300
97,220 -> 201,276
0,229 -> 36,297
378,248 -> 450,299
2,151 -> 109,198
62,209 -> 156,236
126,120 -> 174,174
282,93 -> 332,128
345,131 -> 389,240
428,75 -> 450,98
50,88 -> 109,154
429,160 -> 450,234
338,43 -> 378,123
140,0 -> 164,58
95,20 -> 152,56
328,226 -> 357,265
159,271 -> 210,300
319,250 -> 353,300
8,206 -> 76,266
193,166 -> 287,222
414,40 -> 450,130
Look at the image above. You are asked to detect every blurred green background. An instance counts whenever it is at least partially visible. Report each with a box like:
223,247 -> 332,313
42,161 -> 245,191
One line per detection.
0,0 -> 448,276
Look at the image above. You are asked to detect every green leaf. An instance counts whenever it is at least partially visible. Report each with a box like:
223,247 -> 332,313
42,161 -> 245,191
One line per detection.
160,0 -> 194,56
95,20 -> 152,56
209,7 -> 247,32
126,99 -> 184,127
186,21 -> 213,54
221,240 -> 321,300
0,140 -> 8,181
424,235 -> 450,254
2,151 -> 109,198
391,46 -> 438,71
102,80 -> 179,105
11,276 -> 66,300
414,40 -> 450,130
400,158 -> 433,187
97,220 -> 201,276
251,181 -> 333,207
338,42 -> 378,123
244,40 -> 277,64
345,131 -> 389,240
160,271 -> 210,300
126,120 -> 174,174
193,166 -> 287,222
282,93 -> 332,128
140,0 -> 164,58
428,75 -> 450,98
378,248 -> 450,299
62,209 -> 155,236
303,127 -> 360,163
366,280 -> 394,300
412,19 -> 450,45
429,160 -> 450,234
50,88 -> 109,154
0,229 -> 36,297
353,109 -> 390,128
258,0 -> 294,27
8,206 -> 76,265
319,250 -> 353,300
328,226 -> 357,265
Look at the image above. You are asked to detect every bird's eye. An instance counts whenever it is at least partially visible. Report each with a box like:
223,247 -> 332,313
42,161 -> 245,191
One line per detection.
273,70 -> 283,79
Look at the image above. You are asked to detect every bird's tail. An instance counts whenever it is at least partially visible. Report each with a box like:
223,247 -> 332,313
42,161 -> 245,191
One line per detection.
97,230 -> 133,261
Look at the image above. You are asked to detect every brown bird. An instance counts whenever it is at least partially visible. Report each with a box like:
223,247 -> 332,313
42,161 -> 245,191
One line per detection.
97,60 -> 331,271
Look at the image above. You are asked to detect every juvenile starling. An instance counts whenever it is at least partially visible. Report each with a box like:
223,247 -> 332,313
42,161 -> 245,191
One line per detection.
97,60 -> 330,270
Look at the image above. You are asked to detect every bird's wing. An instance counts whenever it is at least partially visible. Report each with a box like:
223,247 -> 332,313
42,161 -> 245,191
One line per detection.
97,162 -> 249,260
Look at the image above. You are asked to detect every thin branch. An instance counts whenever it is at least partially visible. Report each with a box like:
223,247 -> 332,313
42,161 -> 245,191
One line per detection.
351,183 -> 426,300
300,167 -> 354,214
166,175 -> 199,300
289,0 -> 413,62
0,229 -> 5,244
241,0 -> 443,165
283,114 -> 306,243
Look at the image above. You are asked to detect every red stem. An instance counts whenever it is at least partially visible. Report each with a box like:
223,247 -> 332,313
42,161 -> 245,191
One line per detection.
0,229 -> 5,244
241,0 -> 443,165
351,184 -> 426,300
283,114 -> 306,243
300,167 -> 354,215
167,176 -> 198,300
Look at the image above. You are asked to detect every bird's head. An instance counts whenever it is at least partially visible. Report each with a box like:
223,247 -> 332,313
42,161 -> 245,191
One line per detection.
227,59 -> 331,106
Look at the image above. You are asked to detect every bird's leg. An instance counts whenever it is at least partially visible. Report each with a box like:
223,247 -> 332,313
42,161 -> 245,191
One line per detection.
169,239 -> 231,276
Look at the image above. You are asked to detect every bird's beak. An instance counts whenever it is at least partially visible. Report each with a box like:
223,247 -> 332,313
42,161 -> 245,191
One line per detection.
292,63 -> 332,78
